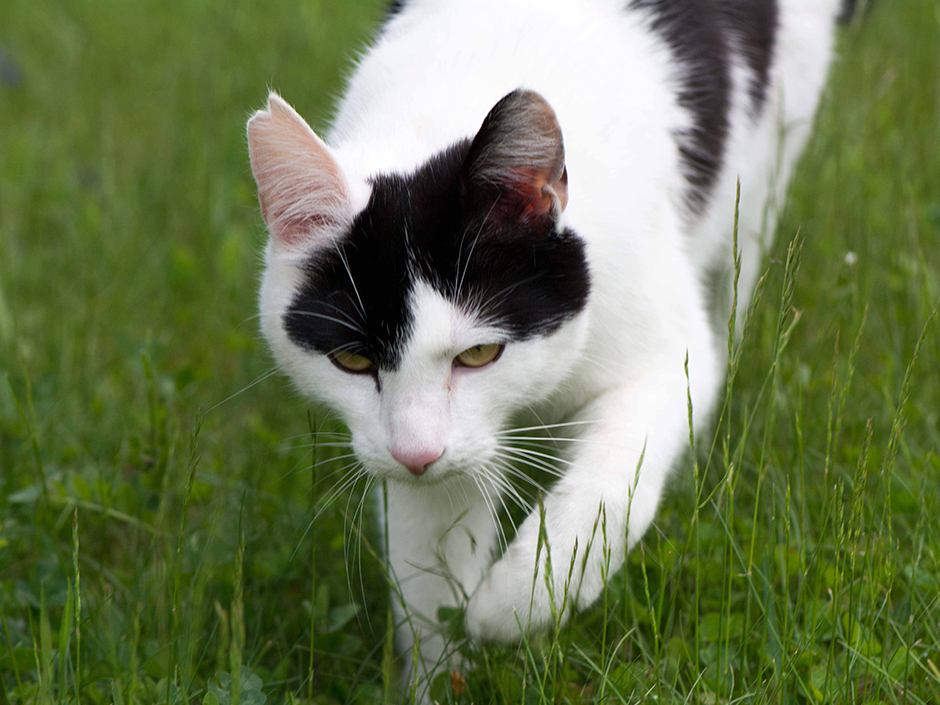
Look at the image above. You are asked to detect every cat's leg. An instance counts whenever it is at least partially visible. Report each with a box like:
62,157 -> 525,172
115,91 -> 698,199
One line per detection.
382,479 -> 499,688
466,329 -> 720,641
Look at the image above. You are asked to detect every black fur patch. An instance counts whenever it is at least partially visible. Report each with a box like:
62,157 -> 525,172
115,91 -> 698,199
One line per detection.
284,142 -> 590,370
384,1 -> 407,23
721,1 -> 778,115
628,0 -> 777,214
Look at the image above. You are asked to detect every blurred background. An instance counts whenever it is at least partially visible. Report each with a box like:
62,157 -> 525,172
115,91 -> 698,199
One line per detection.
1,1 -> 938,703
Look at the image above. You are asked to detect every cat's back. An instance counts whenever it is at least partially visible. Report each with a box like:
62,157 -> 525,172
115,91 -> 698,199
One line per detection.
330,0 -> 682,188
333,0 -> 839,226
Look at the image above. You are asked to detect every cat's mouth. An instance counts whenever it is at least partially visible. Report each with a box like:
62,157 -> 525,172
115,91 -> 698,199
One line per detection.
360,452 -> 475,488
388,470 -> 454,487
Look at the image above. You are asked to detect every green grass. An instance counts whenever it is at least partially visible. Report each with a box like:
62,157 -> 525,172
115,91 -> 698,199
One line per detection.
1,0 -> 939,703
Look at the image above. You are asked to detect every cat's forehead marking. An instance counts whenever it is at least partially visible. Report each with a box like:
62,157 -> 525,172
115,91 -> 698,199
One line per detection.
405,281 -> 459,357
282,140 -> 590,370
404,279 -> 501,359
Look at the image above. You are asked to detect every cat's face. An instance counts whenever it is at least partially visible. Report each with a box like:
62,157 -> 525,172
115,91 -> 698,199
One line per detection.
250,91 -> 590,484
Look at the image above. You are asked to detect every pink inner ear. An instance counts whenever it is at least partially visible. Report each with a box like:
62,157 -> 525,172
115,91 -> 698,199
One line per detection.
247,93 -> 353,249
501,165 -> 568,221
466,90 -> 569,224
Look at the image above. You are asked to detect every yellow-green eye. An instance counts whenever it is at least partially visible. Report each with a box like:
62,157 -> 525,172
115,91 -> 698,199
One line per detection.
455,343 -> 503,368
331,350 -> 375,373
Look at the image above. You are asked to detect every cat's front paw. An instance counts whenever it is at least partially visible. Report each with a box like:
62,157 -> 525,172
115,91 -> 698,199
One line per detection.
465,552 -> 553,643
465,571 -> 524,642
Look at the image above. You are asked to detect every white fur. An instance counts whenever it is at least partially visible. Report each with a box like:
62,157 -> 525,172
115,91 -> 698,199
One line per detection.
253,0 -> 842,694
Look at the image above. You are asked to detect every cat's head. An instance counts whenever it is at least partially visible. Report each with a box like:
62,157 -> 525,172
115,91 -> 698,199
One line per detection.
248,90 -> 590,484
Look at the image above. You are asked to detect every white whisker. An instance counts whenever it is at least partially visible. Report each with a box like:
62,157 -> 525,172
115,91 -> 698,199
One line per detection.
291,461 -> 366,560
491,459 -> 550,496
355,476 -> 376,632
276,429 -> 351,444
287,442 -> 357,450
481,467 -> 521,539
333,242 -> 367,321
496,444 -> 577,468
311,462 -> 366,522
318,299 -> 366,329
482,463 -> 530,514
204,367 -> 280,414
498,419 -> 601,435
473,474 -> 508,552
286,310 -> 365,335
498,435 -> 640,453
277,452 -> 358,483
493,449 -> 566,480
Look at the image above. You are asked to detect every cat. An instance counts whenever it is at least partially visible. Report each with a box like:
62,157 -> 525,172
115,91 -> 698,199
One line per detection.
247,0 -> 850,688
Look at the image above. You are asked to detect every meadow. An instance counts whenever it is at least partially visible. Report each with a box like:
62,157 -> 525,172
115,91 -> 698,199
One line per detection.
1,0 -> 938,703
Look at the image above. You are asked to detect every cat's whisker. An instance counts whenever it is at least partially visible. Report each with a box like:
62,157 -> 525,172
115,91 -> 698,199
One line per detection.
452,474 -> 472,512
278,435 -> 353,449
497,435 -> 641,453
354,475 -> 376,631
332,242 -> 368,322
496,435 -> 585,443
479,461 -> 527,506
445,478 -> 469,519
493,481 -> 529,516
492,462 -> 561,500
253,304 -> 364,333
318,299 -> 367,330
313,463 -> 366,494
480,480 -> 506,550
476,463 -> 528,548
309,464 -> 361,493
492,449 -> 566,481
285,310 -> 366,335
491,459 -> 550,496
342,473 -> 374,618
288,442 -> 356,450
493,446 -> 562,472
275,428 -> 351,444
276,452 -> 359,483
482,462 -> 530,515
235,310 -> 274,328
454,202 -> 495,304
498,419 -> 601,435
469,273 -> 545,324
255,299 -> 365,333
488,477 -> 522,547
481,468 -> 521,540
313,462 -> 364,503
328,341 -> 369,356
310,462 -> 367,524
441,481 -> 455,516
577,350 -> 621,376
495,444 -> 576,469
472,474 -> 508,553
291,461 -> 366,561
518,404 -> 563,448
204,367 -> 280,414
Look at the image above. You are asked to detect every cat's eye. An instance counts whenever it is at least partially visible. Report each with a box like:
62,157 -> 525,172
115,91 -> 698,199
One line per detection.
454,343 -> 503,368
330,350 -> 375,374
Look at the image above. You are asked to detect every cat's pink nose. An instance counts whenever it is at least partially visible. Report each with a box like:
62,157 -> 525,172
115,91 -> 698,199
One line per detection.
390,446 -> 444,476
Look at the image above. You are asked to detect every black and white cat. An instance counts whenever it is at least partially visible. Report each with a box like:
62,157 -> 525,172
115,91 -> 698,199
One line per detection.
248,0 -> 847,683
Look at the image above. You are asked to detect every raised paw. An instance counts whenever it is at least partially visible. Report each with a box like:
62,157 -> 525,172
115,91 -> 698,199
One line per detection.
465,550 -> 557,642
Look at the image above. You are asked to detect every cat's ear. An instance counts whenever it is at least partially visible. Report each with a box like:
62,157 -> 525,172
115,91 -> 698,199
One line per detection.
247,92 -> 354,250
463,89 -> 569,224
